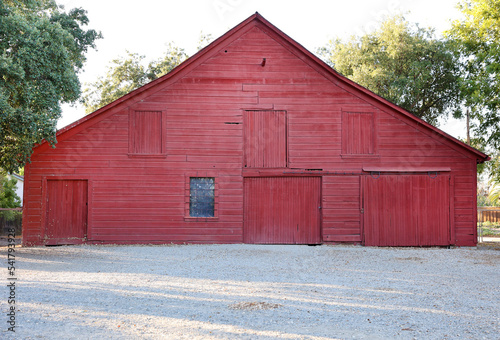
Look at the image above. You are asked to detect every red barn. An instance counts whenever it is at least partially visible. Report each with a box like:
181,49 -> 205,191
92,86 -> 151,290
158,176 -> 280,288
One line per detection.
23,13 -> 488,247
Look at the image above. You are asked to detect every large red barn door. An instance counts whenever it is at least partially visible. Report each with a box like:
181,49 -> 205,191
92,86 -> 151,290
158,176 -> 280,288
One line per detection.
363,175 -> 450,246
45,180 -> 88,245
244,177 -> 321,244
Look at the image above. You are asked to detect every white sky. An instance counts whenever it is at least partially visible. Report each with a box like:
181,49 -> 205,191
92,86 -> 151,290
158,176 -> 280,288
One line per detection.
57,0 -> 466,138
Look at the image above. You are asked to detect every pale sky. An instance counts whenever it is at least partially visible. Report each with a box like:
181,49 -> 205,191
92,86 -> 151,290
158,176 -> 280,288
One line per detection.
57,0 -> 465,138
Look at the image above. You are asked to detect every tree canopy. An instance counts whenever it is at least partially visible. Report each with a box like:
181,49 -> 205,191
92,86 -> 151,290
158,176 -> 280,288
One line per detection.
82,44 -> 188,113
82,32 -> 215,114
447,0 -> 500,150
319,15 -> 462,125
0,0 -> 100,174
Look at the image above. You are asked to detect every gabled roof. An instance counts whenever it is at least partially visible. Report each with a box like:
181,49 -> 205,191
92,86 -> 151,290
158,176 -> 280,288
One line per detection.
44,12 -> 489,163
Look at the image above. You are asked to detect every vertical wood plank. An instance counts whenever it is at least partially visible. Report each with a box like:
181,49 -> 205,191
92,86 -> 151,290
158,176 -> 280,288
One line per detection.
244,177 -> 320,244
342,112 -> 374,155
132,111 -> 162,154
46,180 -> 88,245
244,110 -> 286,168
364,175 -> 450,246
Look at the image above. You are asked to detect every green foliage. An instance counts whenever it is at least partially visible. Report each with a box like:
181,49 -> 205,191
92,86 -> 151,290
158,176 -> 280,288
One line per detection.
82,51 -> 150,113
319,15 -> 461,125
197,32 -> 214,51
0,0 -> 101,174
0,175 -> 21,221
489,183 -> 500,205
82,43 -> 188,113
478,190 -> 500,206
487,152 -> 500,205
148,43 -> 189,80
478,222 -> 500,236
486,150 -> 500,183
447,0 -> 500,151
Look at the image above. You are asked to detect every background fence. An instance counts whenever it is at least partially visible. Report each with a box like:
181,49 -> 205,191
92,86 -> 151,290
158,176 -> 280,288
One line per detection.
478,207 -> 500,223
0,208 -> 22,237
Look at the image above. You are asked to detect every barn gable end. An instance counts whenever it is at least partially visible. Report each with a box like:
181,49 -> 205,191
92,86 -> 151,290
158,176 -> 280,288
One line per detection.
23,13 -> 488,247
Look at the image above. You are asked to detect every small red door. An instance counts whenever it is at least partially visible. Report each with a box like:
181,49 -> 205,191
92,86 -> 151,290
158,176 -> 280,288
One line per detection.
45,180 -> 88,245
244,177 -> 321,244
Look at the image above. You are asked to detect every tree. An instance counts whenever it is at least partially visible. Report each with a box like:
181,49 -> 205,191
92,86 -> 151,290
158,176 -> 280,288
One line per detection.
82,43 -> 188,113
488,182 -> 500,206
319,15 -> 461,125
0,0 -> 101,174
446,0 -> 500,150
0,175 -> 21,221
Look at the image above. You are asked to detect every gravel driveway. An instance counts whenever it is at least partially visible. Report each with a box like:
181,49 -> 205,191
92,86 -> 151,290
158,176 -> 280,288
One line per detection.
2,244 -> 499,339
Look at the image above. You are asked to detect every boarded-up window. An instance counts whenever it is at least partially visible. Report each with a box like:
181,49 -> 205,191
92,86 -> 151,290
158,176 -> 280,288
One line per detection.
130,111 -> 164,155
189,177 -> 215,217
342,112 -> 375,155
244,110 -> 287,168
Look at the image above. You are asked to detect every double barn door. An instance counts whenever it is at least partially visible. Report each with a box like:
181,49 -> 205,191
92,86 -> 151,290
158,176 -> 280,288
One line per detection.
243,174 -> 451,246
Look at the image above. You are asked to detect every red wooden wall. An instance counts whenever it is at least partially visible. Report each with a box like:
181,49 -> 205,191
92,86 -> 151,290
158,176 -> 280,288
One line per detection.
22,14 -> 486,247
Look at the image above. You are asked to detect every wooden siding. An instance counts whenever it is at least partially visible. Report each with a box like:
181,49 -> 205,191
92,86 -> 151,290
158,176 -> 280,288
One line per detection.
322,176 -> 361,243
22,17 -> 483,247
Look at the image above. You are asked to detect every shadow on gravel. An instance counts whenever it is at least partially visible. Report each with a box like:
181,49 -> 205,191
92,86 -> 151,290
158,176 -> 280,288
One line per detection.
6,245 -> 500,339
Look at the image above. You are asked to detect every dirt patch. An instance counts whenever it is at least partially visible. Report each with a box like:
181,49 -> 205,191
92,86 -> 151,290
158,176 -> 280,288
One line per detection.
394,256 -> 426,261
229,302 -> 282,311
478,242 -> 500,250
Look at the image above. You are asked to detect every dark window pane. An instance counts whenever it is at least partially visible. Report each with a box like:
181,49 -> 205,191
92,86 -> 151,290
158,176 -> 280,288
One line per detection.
190,177 -> 215,217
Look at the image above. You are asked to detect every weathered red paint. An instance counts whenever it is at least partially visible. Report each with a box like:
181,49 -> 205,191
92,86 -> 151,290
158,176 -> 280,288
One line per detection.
45,180 -> 88,245
22,13 -> 488,247
130,111 -> 163,154
363,175 -> 450,246
342,111 -> 375,155
244,177 -> 321,244
244,110 -> 287,168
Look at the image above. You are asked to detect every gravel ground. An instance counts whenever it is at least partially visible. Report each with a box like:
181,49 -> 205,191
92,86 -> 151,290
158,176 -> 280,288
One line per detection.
2,244 -> 499,339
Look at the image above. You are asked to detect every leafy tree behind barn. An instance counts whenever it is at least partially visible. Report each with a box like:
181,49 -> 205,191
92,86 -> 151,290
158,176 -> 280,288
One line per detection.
319,15 -> 462,126
0,0 -> 101,174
